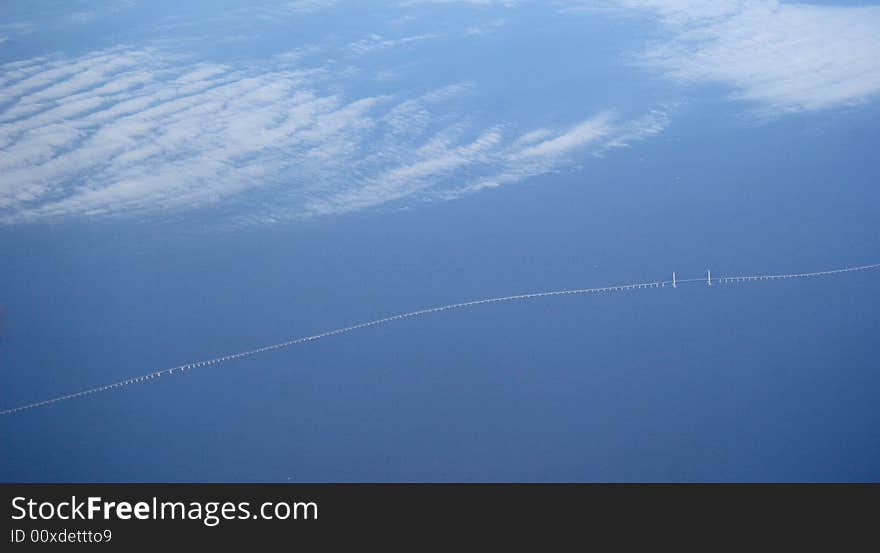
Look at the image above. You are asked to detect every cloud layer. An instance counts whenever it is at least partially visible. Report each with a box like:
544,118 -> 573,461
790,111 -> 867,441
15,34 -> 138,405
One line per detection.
0,46 -> 662,225
602,0 -> 880,113
7,0 -> 874,225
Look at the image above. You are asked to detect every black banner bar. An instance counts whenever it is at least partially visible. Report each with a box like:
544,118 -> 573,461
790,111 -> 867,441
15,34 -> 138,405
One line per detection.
2,484 -> 876,548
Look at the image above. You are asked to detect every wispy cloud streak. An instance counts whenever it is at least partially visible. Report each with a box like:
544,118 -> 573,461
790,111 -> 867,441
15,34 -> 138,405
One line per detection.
586,0 -> 880,114
0,46 -> 665,225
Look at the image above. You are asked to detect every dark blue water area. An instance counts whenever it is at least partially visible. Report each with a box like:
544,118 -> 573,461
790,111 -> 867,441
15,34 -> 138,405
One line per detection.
1,99 -> 878,482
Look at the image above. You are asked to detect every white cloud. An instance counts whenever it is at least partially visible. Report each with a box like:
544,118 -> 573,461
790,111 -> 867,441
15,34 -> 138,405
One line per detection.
514,114 -> 613,159
209,0 -> 340,27
0,48 -> 373,221
587,0 -> 748,23
401,0 -> 519,6
465,18 -> 507,36
595,0 -> 880,114
0,21 -> 35,36
596,109 -> 670,152
348,32 -> 441,55
280,0 -> 339,14
66,11 -> 95,25
0,46 -> 666,225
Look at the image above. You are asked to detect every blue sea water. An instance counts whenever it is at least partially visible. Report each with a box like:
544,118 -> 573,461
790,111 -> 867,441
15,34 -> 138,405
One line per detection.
1,1 -> 879,481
